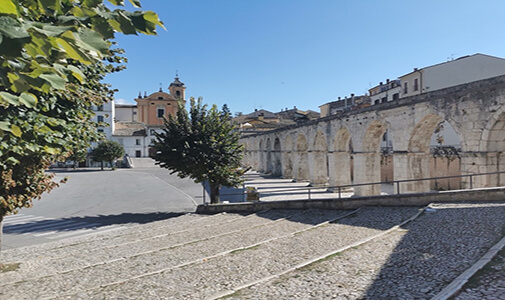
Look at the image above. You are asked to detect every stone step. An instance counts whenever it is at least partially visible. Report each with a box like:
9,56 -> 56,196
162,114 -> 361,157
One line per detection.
0,209 -> 352,299
0,213 -> 202,259
0,207 -> 421,299
223,203 -> 505,299
0,210 -> 298,281
0,212 -> 239,263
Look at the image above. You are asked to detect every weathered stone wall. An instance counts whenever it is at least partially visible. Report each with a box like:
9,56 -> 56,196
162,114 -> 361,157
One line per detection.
240,75 -> 505,195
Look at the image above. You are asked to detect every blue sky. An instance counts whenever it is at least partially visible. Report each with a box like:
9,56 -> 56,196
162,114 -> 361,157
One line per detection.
107,0 -> 505,115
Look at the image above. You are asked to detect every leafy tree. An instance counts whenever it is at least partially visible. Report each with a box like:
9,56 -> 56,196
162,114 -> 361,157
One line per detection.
0,0 -> 163,257
66,145 -> 90,169
221,103 -> 231,119
91,140 -> 125,170
153,97 -> 244,204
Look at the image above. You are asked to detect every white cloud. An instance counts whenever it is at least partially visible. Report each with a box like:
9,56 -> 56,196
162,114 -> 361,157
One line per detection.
115,98 -> 133,104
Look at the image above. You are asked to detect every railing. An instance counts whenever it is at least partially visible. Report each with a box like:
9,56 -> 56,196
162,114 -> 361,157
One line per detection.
211,171 -> 505,204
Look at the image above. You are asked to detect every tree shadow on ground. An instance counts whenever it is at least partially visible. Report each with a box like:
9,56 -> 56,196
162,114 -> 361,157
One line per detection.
362,204 -> 505,299
3,212 -> 183,234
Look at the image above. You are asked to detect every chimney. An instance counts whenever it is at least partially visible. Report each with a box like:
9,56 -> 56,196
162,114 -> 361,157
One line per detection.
414,68 -> 418,71
380,82 -> 383,85
386,79 -> 390,83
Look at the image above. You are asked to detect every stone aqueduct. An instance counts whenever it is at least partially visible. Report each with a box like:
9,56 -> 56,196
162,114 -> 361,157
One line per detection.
240,75 -> 505,196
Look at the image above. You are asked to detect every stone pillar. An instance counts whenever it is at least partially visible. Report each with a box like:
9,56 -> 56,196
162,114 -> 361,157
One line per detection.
328,152 -> 351,187
353,152 -> 381,196
282,151 -> 293,178
460,152 -> 490,188
309,151 -> 328,186
393,152 -> 430,193
296,151 -> 310,181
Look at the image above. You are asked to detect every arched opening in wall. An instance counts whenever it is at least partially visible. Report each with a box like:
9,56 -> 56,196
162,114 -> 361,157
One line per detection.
408,114 -> 460,192
484,112 -> 505,186
358,120 -> 387,195
283,135 -> 294,178
430,120 -> 462,190
273,137 -> 282,176
265,138 -> 273,174
296,134 -> 309,181
311,130 -> 328,185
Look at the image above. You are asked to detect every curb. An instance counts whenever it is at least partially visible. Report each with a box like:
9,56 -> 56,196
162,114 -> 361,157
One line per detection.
431,234 -> 505,300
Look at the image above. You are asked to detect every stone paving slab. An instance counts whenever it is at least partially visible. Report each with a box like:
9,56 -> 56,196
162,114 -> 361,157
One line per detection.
58,207 -> 418,299
1,203 -> 503,299
225,203 -> 505,300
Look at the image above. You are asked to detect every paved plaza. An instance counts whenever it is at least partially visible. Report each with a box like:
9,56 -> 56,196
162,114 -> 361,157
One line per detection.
1,202 -> 504,299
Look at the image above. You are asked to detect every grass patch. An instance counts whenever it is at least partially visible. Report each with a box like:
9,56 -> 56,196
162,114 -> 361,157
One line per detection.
0,262 -> 20,273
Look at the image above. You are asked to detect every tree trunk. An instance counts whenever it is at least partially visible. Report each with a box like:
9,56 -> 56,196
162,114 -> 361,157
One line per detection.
0,214 -> 3,261
209,182 -> 221,204
100,161 -> 104,171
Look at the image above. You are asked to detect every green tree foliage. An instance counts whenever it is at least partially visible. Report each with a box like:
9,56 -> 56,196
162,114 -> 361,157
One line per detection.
0,0 -> 163,255
153,97 -> 244,204
91,140 -> 125,170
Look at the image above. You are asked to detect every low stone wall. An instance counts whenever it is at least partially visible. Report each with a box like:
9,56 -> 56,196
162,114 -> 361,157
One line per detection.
196,187 -> 505,214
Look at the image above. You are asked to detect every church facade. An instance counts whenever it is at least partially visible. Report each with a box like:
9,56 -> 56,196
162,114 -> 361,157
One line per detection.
112,77 -> 186,158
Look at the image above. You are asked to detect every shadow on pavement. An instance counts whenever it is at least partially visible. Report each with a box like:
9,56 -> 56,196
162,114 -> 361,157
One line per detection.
4,212 -> 183,234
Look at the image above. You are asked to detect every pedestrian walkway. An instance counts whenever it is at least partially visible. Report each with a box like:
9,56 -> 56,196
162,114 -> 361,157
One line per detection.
219,171 -> 396,203
3,214 -> 122,241
1,203 -> 503,299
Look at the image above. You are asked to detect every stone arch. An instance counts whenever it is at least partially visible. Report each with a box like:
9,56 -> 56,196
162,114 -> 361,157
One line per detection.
309,129 -> 328,185
409,114 -> 444,153
273,137 -> 282,176
480,111 -> 505,186
295,133 -> 309,181
283,134 -> 294,178
354,120 -> 387,196
399,114 -> 444,193
329,126 -> 352,187
362,120 -> 388,152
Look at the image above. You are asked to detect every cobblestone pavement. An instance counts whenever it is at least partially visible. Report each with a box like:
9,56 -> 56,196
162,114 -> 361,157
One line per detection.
0,203 -> 504,299
452,247 -> 505,300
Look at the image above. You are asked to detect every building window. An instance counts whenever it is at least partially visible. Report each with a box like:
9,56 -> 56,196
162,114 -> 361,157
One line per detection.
381,97 -> 387,103
404,82 -> 408,94
392,93 -> 400,100
414,78 -> 419,91
150,129 -> 156,135
150,139 -> 155,145
157,108 -> 164,118
118,138 -> 123,145
97,115 -> 104,123
97,105 -> 104,111
374,99 -> 380,105
136,138 -> 141,145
